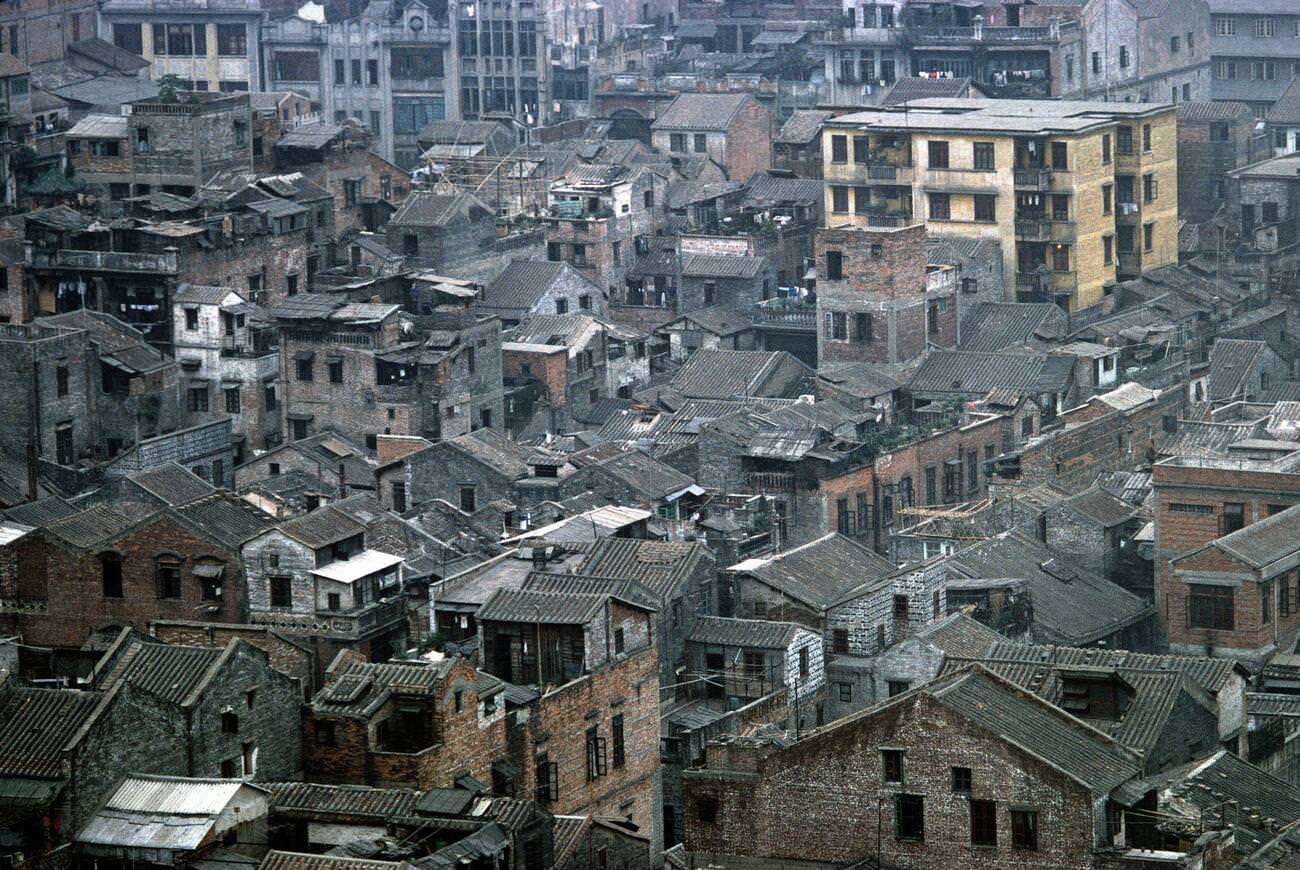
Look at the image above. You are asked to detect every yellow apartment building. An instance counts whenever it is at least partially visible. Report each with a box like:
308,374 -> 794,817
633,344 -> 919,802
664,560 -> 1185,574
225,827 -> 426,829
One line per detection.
820,99 -> 1179,313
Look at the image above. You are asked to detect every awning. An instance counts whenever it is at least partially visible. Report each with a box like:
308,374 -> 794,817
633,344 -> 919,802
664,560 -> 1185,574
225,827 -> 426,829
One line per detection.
293,350 -> 315,361
666,484 -> 707,502
188,377 -> 209,386
192,563 -> 226,579
221,380 -> 242,388
287,411 -> 314,421
0,777 -> 64,808
491,759 -> 520,778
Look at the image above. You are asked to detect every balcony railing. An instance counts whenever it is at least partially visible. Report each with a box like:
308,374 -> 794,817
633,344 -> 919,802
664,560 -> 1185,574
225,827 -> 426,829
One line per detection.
28,248 -> 179,274
1014,219 -> 1050,240
1013,168 -> 1051,189
908,24 -> 1058,43
743,471 -> 797,492
865,213 -> 911,227
752,300 -> 816,329
249,596 -> 406,639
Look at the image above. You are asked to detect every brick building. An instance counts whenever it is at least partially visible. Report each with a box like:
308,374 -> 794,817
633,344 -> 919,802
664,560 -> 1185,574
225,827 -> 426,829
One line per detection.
481,260 -> 608,327
306,589 -> 664,852
385,191 -> 497,273
90,629 -> 304,780
816,224 -> 957,366
1175,102 -> 1268,225
650,94 -> 773,183
683,665 -> 1150,869
5,488 -> 273,650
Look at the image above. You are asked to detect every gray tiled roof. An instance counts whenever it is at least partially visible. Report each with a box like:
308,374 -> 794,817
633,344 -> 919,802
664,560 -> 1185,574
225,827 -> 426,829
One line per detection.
578,538 -> 710,601
102,640 -> 224,706
174,285 -> 243,305
651,93 -> 753,132
259,853 -> 405,870
958,303 -> 1066,352
312,660 -> 449,716
948,533 -> 1153,646
279,505 -> 367,549
680,254 -> 766,279
981,641 -> 1244,694
671,349 -> 807,399
0,686 -> 103,778
1060,486 -> 1138,528
590,449 -> 695,499
1271,80 -> 1300,125
1178,100 -> 1253,122
1154,750 -> 1300,852
882,76 -> 978,106
775,110 -> 832,144
673,304 -> 753,337
482,260 -> 591,313
476,588 -> 607,624
1210,338 -> 1268,402
391,191 -> 488,227
728,533 -> 896,610
742,170 -> 825,206
907,350 -> 1052,398
688,615 -> 799,649
1158,420 -> 1266,459
44,504 -> 135,549
930,668 -> 1141,793
129,462 -> 216,506
266,782 -> 420,819
914,612 -> 1003,657
1203,503 -> 1300,569
173,493 -> 277,547
446,429 -> 531,480
4,495 -> 78,526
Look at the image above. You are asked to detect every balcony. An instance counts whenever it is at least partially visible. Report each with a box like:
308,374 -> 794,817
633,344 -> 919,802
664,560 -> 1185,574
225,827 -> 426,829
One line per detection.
752,299 -> 816,331
1014,168 -> 1052,189
823,25 -> 904,45
743,471 -> 797,492
220,334 -> 277,358
1015,218 -> 1050,241
864,212 -> 913,228
28,248 -> 179,274
249,596 -> 406,639
908,24 -> 1059,44
1015,271 -> 1049,296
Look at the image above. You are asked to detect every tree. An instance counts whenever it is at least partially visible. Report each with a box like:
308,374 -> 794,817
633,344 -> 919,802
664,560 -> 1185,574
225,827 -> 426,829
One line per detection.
156,73 -> 185,104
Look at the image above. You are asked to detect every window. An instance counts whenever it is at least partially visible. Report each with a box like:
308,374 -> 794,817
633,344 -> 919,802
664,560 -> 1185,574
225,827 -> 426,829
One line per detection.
367,58 -> 379,85
882,749 -> 904,783
1103,235 -> 1114,266
952,766 -> 972,793
831,185 -> 849,213
670,133 -> 686,153
264,383 -> 277,412
459,485 -> 477,513
217,23 -> 246,56
1223,502 -> 1246,534
1264,201 -> 1280,223
585,727 -> 608,780
1051,142 -> 1068,170
53,361 -> 70,397
393,96 -> 444,133
832,312 -> 847,340
896,794 -> 924,841
693,133 -> 707,153
1117,126 -> 1133,155
1052,244 -> 1070,272
1263,580 -> 1274,624
114,23 -> 143,54
1257,18 -> 1275,37
1091,51 -> 1101,73
826,250 -> 843,280
927,140 -> 949,169
1170,35 -> 1180,52
157,557 -> 182,599
154,22 -> 203,56
327,358 -> 343,383
1142,124 -> 1152,152
315,719 -> 336,746
1217,60 -> 1237,80
854,186 -> 871,214
535,754 -> 558,803
296,356 -> 313,381
856,312 -> 873,342
612,714 -> 625,767
184,307 -> 200,331
1119,45 -> 1129,68
613,626 -> 624,654
1253,61 -> 1277,81
974,194 -> 996,222
1010,810 -> 1038,850
1101,134 -> 1111,164
853,135 -> 869,163
221,711 -> 239,734
188,386 -> 209,413
225,388 -> 241,414
91,140 -> 120,158
831,134 -> 848,163
696,797 -> 718,823
391,481 -> 407,513
1143,173 -> 1158,202
1188,584 -> 1234,630
1143,222 -> 1154,252
799,646 -> 810,678
101,553 -> 123,598
1102,183 -> 1113,215
270,576 -> 292,608
973,142 -> 995,170
832,628 -> 849,654
929,193 -> 951,220
970,800 -> 997,846
838,682 -> 853,703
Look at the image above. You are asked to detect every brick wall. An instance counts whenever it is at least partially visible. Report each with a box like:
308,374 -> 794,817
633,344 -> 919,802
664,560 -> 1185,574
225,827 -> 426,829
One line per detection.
723,97 -> 774,183
151,620 -> 316,696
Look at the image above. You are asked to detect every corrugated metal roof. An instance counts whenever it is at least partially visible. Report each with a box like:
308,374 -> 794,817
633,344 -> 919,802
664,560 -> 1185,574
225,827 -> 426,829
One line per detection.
66,113 -> 128,139
101,775 -> 248,815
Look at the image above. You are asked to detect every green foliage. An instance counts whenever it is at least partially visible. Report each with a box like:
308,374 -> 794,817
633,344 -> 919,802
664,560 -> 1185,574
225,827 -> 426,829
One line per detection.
156,73 -> 185,104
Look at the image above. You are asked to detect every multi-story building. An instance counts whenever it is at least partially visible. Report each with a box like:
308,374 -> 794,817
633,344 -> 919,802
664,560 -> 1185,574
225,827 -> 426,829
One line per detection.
172,285 -> 280,450
272,293 -> 504,447
649,93 -> 774,183
100,0 -> 266,93
815,223 -> 957,366
545,164 -> 667,301
821,98 -> 1179,314
261,0 -> 544,169
0,0 -> 97,67
1208,0 -> 1300,114
1176,101 -> 1268,223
